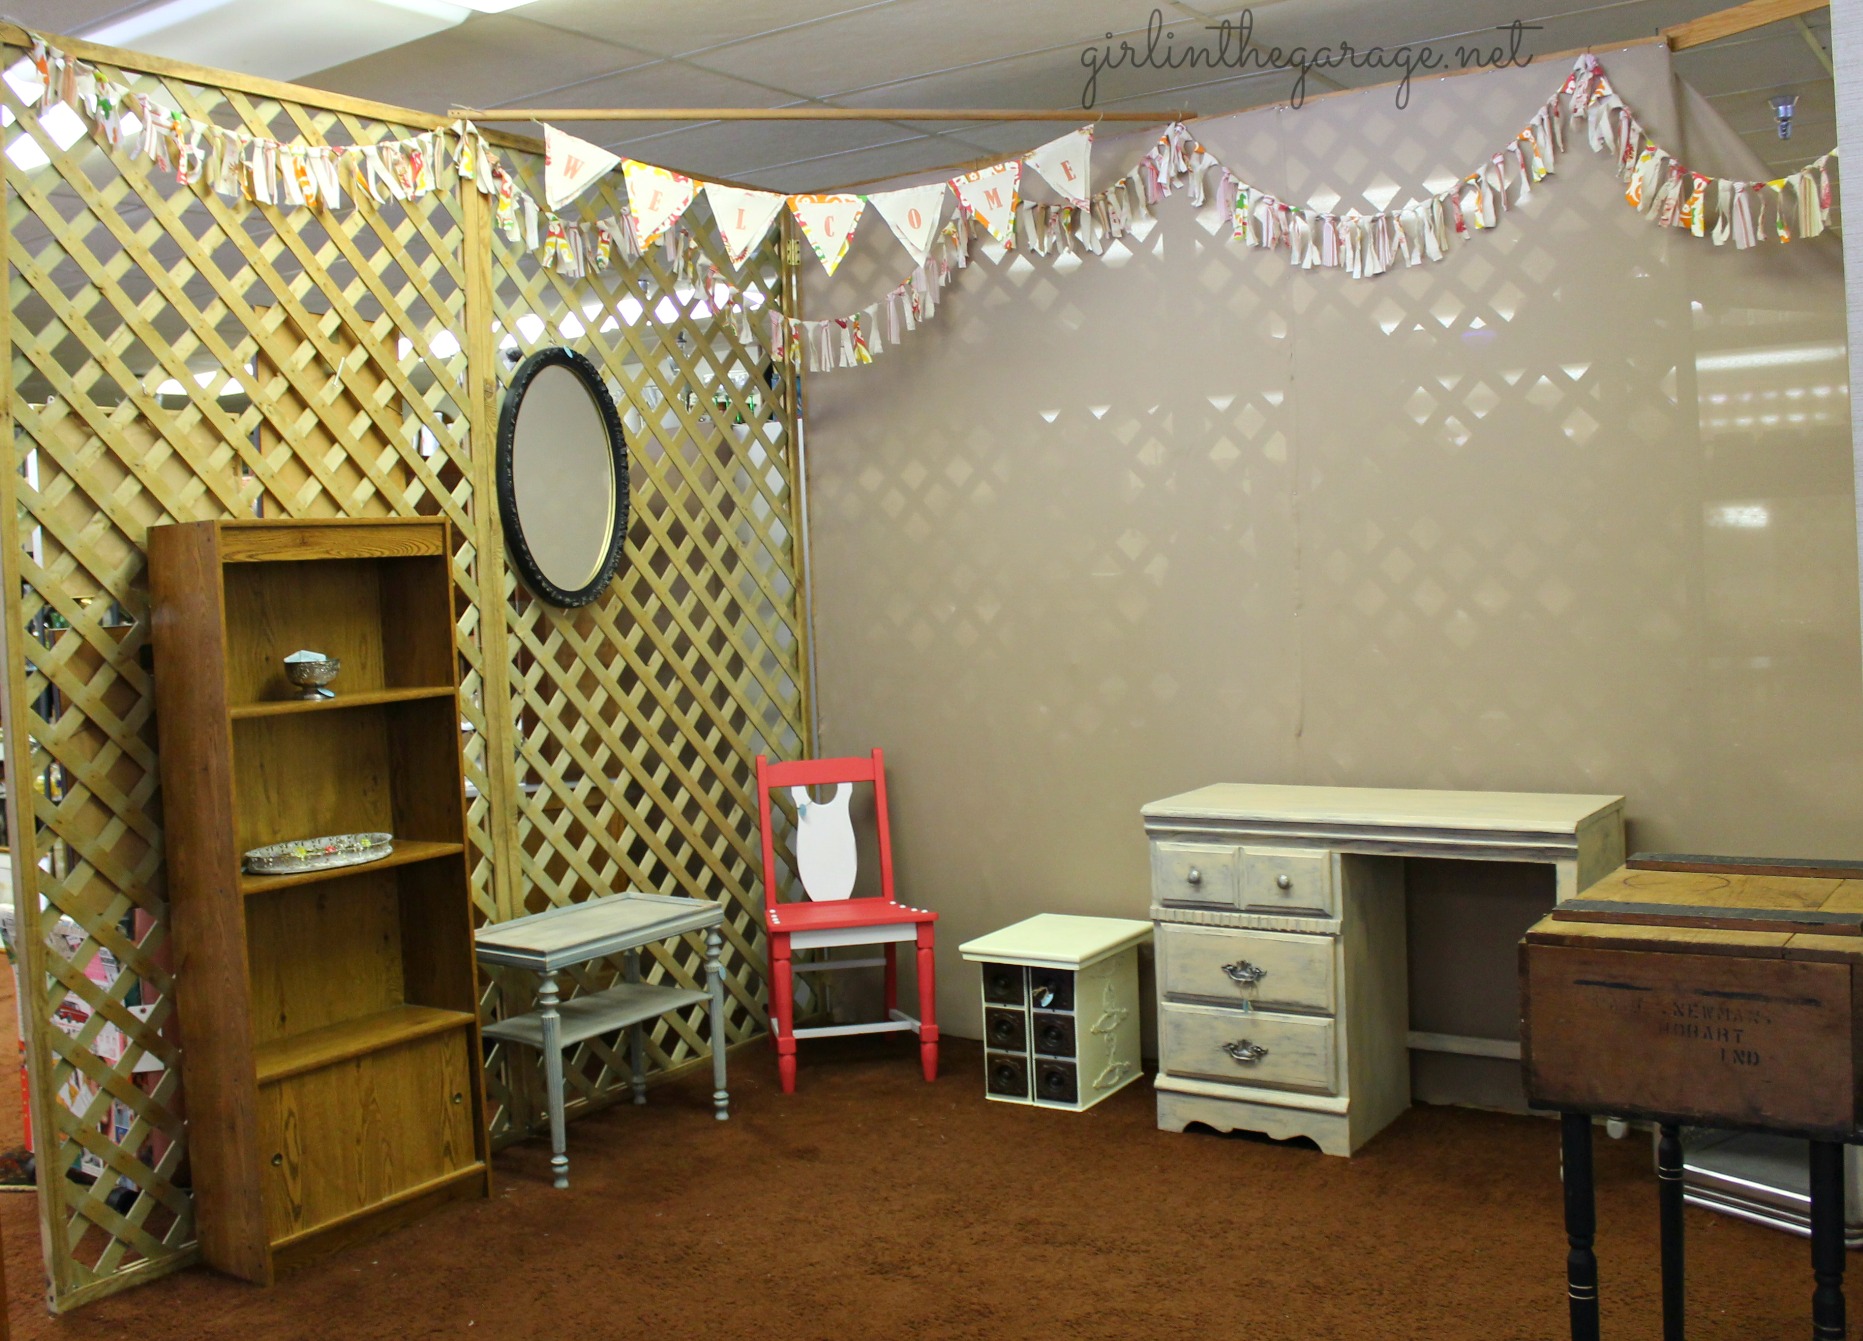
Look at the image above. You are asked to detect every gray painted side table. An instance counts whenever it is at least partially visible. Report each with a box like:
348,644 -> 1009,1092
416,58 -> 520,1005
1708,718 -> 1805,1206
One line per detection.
475,892 -> 730,1188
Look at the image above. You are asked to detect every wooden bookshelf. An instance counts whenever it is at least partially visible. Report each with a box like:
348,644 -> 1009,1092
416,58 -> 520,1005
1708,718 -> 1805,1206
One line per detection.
148,517 -> 490,1286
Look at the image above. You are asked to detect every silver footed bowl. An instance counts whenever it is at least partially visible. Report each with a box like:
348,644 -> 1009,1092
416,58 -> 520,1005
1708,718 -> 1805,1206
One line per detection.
283,657 -> 340,699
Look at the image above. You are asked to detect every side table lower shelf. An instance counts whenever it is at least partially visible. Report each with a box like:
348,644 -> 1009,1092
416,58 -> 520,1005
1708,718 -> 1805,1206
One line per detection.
483,982 -> 711,1051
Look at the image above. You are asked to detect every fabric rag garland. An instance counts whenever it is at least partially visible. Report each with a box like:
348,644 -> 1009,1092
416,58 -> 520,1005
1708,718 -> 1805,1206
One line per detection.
11,38 -> 443,210
9,34 -> 1841,375
781,52 -> 1839,370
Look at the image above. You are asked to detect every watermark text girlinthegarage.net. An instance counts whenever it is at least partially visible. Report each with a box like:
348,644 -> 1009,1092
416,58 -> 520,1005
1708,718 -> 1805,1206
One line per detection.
1080,9 -> 1541,110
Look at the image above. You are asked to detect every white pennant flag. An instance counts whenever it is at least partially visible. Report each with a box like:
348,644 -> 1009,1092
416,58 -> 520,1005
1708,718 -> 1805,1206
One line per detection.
870,183 -> 949,267
789,193 -> 867,275
704,183 -> 787,265
622,159 -> 697,248
951,160 -> 1021,244
1024,126 -> 1092,205
543,125 -> 620,211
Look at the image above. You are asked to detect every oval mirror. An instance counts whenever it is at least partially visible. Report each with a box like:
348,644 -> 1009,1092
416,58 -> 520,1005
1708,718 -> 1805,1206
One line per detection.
496,347 -> 629,607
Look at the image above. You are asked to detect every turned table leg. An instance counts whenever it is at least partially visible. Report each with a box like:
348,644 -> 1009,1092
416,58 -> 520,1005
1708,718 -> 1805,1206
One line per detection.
1810,1140 -> 1846,1341
537,971 -> 568,1190
706,929 -> 729,1120
1657,1122 -> 1685,1341
625,948 -> 647,1106
1563,1112 -> 1601,1341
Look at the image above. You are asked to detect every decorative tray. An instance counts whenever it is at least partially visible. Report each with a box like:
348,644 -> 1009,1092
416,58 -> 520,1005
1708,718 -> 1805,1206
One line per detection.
242,832 -> 394,876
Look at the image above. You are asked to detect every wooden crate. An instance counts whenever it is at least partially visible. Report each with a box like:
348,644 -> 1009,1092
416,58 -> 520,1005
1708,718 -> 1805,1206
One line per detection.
1522,865 -> 1863,1138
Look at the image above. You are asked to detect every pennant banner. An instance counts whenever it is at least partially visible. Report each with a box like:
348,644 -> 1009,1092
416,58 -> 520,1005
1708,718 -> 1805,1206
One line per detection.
951,160 -> 1021,244
870,182 -> 949,267
789,192 -> 867,275
622,158 -> 695,248
11,34 -> 1837,377
1024,126 -> 1093,205
544,125 -> 619,211
705,182 -> 787,265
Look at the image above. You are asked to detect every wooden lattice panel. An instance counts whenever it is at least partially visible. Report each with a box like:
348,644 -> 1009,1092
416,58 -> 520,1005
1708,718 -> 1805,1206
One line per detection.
480,158 -> 805,1145
0,31 -> 807,1312
0,48 -> 482,1307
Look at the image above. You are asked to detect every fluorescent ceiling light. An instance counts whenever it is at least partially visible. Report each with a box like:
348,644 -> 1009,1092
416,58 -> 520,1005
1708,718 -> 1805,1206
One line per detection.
81,0 -> 533,83
1695,344 -> 1846,373
1709,504 -> 1769,529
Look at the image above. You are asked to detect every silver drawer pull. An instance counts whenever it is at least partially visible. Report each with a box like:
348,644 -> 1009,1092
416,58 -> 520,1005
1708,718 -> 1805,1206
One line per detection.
1222,1040 -> 1269,1065
1185,867 -> 1203,886
1275,873 -> 1292,890
1222,960 -> 1268,985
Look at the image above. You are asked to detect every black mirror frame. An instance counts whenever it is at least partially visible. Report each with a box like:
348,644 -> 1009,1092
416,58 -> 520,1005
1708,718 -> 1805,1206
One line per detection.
496,346 -> 630,608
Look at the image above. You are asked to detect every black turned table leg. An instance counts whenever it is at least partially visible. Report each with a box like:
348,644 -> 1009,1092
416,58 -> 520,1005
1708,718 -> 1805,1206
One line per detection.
1810,1140 -> 1846,1341
1657,1123 -> 1685,1341
1563,1112 -> 1601,1341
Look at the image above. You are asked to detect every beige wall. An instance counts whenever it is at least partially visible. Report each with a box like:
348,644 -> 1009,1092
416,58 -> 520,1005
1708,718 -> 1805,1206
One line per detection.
800,46 -> 1860,1103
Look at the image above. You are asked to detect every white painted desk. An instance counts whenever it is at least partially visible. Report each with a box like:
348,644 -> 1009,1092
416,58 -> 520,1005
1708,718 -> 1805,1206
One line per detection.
1142,784 -> 1624,1155
476,893 -> 729,1188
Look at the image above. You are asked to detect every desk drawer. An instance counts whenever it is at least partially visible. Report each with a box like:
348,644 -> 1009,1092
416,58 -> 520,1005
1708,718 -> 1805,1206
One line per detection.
1152,841 -> 1241,908
1242,847 -> 1335,917
1158,923 -> 1335,1014
1159,1001 -> 1337,1095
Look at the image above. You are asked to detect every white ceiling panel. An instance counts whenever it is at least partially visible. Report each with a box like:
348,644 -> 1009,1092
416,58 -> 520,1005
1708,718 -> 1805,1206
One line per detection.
516,0 -> 897,60
7,2 -> 151,38
305,13 -> 655,115
780,134 -> 1007,190
602,118 -> 911,184
684,1 -> 1213,99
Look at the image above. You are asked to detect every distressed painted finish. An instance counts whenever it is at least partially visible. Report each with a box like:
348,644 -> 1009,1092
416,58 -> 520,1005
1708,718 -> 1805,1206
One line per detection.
1146,784 -> 1624,1155
958,915 -> 1150,1112
477,893 -> 732,1188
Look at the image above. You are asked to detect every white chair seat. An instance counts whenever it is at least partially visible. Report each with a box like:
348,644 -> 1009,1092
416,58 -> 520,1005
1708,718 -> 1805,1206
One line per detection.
788,921 -> 918,951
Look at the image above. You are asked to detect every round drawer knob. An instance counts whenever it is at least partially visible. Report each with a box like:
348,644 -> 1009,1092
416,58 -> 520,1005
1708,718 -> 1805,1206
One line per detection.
1276,874 -> 1292,890
452,1092 -> 465,1105
270,1154 -> 283,1167
1186,867 -> 1202,886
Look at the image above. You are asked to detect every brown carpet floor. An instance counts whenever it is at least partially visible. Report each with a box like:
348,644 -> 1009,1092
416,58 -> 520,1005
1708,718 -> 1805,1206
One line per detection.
0,1023 -> 1838,1340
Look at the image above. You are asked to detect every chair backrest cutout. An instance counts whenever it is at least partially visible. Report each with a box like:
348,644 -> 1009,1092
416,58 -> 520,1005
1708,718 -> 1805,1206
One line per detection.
755,749 -> 896,914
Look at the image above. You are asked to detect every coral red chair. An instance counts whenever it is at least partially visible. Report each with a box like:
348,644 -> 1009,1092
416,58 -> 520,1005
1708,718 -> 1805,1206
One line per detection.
755,749 -> 937,1093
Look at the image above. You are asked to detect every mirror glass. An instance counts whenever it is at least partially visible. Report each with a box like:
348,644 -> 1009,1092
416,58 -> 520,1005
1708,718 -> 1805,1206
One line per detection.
497,348 -> 629,607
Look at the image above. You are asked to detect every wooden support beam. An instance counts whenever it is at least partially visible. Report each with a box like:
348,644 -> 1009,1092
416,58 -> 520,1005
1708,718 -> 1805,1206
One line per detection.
1665,0 -> 1830,50
449,106 -> 1191,124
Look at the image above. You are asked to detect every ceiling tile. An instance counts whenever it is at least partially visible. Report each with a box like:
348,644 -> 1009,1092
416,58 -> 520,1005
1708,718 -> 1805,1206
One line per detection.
605,119 -> 909,184
301,14 -> 655,116
13,2 -> 150,37
685,1 -> 1213,100
517,0 -> 897,60
783,135 -> 1007,191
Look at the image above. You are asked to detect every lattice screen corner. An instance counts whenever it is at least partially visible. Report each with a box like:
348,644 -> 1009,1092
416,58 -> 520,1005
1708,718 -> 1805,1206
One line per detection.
0,35 -> 805,1311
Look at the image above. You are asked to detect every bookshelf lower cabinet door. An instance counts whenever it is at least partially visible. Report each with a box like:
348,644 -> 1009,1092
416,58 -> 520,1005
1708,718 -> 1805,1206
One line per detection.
258,1028 -> 476,1244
